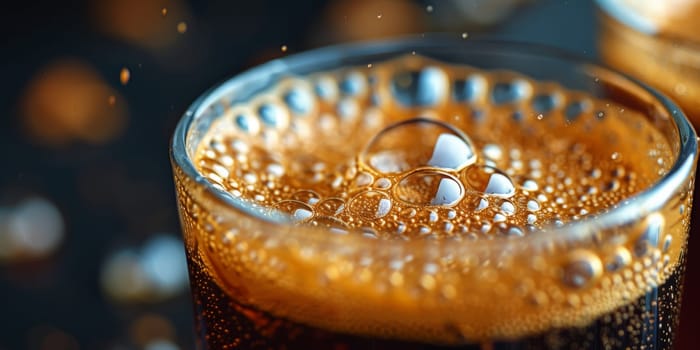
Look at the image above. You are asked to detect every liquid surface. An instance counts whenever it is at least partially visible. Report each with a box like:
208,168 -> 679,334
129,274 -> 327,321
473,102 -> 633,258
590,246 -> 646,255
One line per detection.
182,56 -> 688,343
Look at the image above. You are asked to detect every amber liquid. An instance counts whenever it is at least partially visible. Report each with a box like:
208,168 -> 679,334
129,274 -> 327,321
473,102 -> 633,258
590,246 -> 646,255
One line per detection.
185,243 -> 685,350
174,56 -> 693,349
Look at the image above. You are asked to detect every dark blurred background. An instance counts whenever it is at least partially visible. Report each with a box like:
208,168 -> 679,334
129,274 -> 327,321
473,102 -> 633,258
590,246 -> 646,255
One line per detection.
0,0 -> 697,349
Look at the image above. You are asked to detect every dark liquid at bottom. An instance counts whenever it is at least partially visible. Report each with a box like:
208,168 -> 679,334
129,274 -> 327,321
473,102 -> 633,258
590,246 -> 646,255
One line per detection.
187,250 -> 685,350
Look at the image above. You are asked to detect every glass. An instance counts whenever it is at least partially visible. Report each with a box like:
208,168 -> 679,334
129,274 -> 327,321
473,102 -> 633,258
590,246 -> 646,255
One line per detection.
171,37 -> 698,349
597,0 -> 700,124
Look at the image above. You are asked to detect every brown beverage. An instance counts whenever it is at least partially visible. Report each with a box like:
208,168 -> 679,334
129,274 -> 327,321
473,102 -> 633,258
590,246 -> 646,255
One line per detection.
172,48 -> 697,349
598,0 -> 700,124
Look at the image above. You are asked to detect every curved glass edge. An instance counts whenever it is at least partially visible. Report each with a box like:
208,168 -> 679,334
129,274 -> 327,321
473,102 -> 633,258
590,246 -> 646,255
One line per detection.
170,35 -> 699,248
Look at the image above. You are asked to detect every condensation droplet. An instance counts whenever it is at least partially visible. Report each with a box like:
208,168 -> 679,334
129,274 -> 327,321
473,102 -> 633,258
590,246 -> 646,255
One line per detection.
562,250 -> 603,289
662,234 -> 672,252
605,246 -> 631,272
634,213 -> 663,257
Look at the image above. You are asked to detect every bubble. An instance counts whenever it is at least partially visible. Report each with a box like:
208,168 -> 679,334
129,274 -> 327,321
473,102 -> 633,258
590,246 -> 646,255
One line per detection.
453,74 -> 488,102
354,172 -> 374,188
337,98 -> 359,120
531,93 -> 560,114
394,170 -> 464,206
391,67 -> 449,107
234,112 -> 261,134
266,163 -> 284,178
508,226 -> 524,237
491,79 -> 531,105
605,246 -> 631,272
475,198 -> 489,212
348,191 -> 392,219
283,86 -> 314,115
662,234 -> 672,252
526,200 -> 540,211
375,177 -> 392,189
522,179 -> 538,191
257,102 -> 290,128
273,200 -> 314,222
562,250 -> 603,289
340,71 -> 367,96
634,213 -> 663,257
463,165 -> 516,198
482,144 -> 503,161
500,201 -> 515,215
493,213 -> 506,223
362,118 -> 476,174
315,75 -> 339,101
565,100 -> 590,122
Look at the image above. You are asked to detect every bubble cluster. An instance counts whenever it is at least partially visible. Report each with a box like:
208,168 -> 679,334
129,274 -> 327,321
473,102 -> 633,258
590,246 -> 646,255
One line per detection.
182,55 -> 685,343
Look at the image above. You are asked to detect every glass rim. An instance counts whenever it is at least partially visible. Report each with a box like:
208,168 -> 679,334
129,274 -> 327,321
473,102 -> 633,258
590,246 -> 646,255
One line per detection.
171,35 -> 698,248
